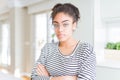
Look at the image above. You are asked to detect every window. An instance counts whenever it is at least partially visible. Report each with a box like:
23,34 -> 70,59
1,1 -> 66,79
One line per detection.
105,22 -> 120,42
33,12 -> 58,62
94,0 -> 106,63
34,13 -> 47,61
0,23 -> 10,66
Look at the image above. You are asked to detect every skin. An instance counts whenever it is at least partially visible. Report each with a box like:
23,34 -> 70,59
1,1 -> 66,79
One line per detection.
37,12 -> 78,80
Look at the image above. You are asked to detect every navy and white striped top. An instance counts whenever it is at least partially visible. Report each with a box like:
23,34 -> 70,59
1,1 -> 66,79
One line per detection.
31,41 -> 96,80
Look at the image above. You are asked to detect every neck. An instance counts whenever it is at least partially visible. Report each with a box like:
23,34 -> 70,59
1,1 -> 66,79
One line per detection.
59,38 -> 78,47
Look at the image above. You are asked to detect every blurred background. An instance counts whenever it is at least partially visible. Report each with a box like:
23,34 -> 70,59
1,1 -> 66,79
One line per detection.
0,0 -> 120,80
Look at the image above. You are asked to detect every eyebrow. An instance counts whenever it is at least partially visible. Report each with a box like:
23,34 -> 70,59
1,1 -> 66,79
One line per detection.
53,20 -> 69,24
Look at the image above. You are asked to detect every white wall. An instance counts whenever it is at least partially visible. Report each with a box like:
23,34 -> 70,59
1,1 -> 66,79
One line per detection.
101,0 -> 120,19
72,0 -> 94,45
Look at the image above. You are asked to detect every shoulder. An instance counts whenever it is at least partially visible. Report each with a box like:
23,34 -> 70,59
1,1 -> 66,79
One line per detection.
40,42 -> 58,57
80,41 -> 93,50
42,42 -> 58,50
78,41 -> 94,56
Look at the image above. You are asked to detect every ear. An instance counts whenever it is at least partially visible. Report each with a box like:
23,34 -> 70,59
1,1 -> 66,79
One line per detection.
72,22 -> 77,30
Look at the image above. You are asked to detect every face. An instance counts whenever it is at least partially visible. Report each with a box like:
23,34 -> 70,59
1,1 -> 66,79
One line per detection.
53,12 -> 76,42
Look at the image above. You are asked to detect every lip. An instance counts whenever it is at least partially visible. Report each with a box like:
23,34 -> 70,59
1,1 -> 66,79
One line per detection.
57,34 -> 65,38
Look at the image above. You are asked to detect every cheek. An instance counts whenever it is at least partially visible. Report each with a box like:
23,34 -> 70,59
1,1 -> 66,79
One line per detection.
54,29 -> 58,34
54,27 -> 73,35
66,29 -> 73,35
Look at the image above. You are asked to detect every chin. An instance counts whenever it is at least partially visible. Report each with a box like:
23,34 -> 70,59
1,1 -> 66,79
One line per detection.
58,38 -> 67,42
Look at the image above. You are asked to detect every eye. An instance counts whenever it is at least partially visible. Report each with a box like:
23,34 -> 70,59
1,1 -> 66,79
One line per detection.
63,23 -> 69,27
53,24 -> 59,28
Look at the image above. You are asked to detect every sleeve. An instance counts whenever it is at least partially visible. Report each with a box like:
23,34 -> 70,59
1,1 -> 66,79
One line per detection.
31,43 -> 50,80
77,43 -> 96,80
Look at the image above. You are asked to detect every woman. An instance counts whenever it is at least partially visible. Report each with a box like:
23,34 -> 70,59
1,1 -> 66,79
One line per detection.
31,3 -> 96,80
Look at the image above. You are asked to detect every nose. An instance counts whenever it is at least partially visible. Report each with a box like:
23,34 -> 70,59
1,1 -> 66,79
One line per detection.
58,26 -> 64,32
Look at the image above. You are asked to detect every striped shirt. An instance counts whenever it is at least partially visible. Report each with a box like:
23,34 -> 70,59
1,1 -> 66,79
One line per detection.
31,41 -> 96,80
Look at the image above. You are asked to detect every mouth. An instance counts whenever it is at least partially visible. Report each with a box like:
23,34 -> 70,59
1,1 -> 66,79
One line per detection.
57,34 -> 65,38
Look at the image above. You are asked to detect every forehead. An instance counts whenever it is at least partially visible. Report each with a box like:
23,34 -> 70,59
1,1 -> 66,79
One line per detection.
53,12 -> 73,23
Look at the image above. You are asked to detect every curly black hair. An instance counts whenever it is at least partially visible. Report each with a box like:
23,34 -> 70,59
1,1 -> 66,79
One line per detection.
51,3 -> 80,23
